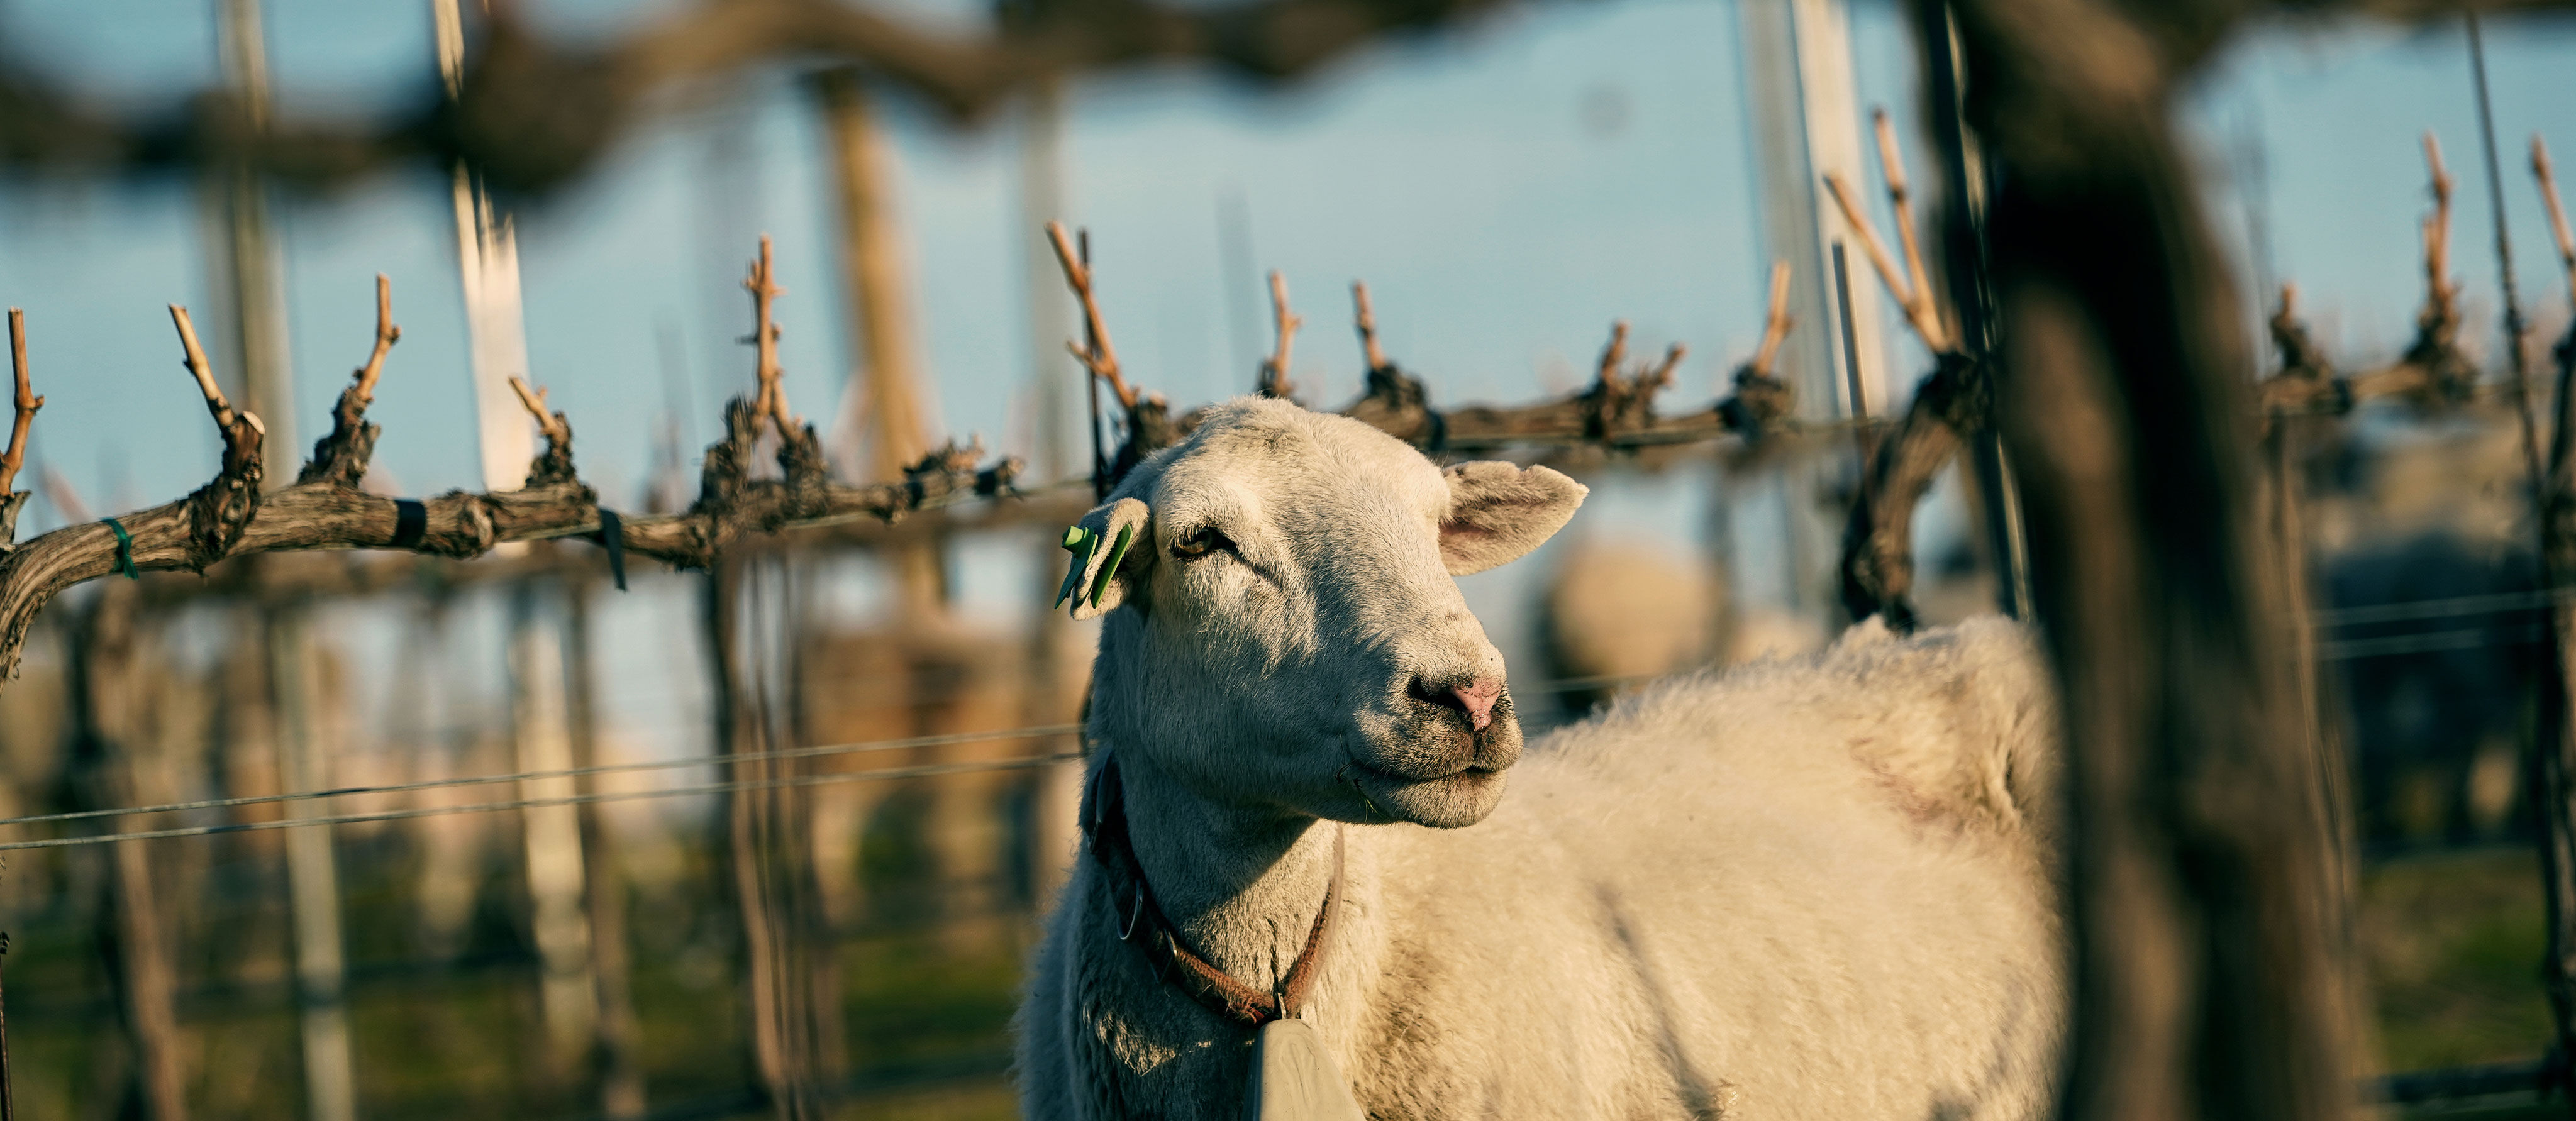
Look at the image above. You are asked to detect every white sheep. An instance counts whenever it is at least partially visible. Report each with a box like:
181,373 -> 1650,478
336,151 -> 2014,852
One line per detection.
1016,398 -> 2065,1119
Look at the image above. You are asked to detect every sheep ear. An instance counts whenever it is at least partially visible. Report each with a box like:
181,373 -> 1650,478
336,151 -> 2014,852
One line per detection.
1439,461 -> 1585,575
1062,497 -> 1153,620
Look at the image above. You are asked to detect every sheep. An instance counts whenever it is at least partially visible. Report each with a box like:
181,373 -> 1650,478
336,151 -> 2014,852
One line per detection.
1016,397 -> 2065,1120
1538,539 -> 1831,717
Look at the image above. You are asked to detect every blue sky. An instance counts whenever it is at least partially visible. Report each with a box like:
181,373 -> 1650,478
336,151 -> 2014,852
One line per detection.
0,1 -> 2568,525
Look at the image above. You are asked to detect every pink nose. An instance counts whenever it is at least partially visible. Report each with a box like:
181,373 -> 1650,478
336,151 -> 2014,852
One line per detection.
1446,678 -> 1503,732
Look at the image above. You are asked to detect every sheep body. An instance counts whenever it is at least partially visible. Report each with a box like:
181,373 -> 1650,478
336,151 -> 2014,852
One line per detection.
1020,614 -> 2064,1119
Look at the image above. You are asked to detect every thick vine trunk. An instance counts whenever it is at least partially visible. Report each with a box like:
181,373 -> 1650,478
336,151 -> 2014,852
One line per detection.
1947,3 -> 2352,1118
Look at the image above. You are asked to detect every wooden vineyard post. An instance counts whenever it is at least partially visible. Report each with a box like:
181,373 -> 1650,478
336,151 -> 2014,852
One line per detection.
2529,133 -> 2576,1106
508,578 -> 602,1074
210,0 -> 297,455
66,583 -> 190,1121
2275,383 -> 2350,938
2463,23 -> 2576,1103
2260,285 -> 2363,1054
214,3 -> 350,1113
708,556 -> 797,1119
1017,74 -> 1086,914
1736,0 -> 1889,425
272,605 -> 358,1121
564,582 -> 648,1120
433,0 -> 538,490
777,556 -> 848,1101
1909,0 -> 2029,620
2535,257 -> 2576,1120
818,68 -> 947,621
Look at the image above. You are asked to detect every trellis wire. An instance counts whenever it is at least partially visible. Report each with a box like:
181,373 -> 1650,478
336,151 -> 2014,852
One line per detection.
0,666 -> 1739,841
2308,587 -> 2566,627
2317,625 -> 2548,661
0,723 -> 1084,832
0,751 -> 1085,852
9,605 -> 2553,850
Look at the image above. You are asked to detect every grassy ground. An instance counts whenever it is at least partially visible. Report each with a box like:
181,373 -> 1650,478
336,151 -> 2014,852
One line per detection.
2362,844 -> 2567,1121
2362,846 -> 2555,1073
2402,1100 -> 2563,1121
8,837 -> 2564,1118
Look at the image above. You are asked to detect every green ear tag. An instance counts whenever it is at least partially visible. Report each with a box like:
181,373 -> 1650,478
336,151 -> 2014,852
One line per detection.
1054,527 -> 1097,608
1087,525 -> 1135,608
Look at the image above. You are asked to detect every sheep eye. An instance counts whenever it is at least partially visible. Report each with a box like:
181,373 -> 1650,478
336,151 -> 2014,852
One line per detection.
1171,526 -> 1233,560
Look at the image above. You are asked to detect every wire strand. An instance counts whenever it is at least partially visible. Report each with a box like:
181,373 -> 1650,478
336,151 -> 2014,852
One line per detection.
2317,625 -> 2546,660
14,615 -> 2557,844
0,668 -> 1719,834
0,724 -> 1082,831
0,752 -> 1085,851
2308,587 -> 2566,628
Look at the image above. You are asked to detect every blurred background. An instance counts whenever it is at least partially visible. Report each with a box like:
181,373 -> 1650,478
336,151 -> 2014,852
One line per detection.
0,0 -> 2571,1117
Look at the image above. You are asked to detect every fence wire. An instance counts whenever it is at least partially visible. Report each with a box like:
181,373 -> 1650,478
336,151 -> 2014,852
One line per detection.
2316,624 -> 2549,660
4,667 -> 1687,849
0,751 -> 1085,851
0,724 -> 1084,832
2309,587 -> 2567,627
13,594 -> 2561,853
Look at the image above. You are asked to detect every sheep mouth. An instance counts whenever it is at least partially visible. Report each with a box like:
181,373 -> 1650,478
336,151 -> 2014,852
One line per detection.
1341,756 -> 1509,829
1340,697 -> 1522,826
1345,757 -> 1504,785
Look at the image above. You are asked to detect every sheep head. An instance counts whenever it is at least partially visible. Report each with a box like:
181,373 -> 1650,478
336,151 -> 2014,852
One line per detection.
1072,398 -> 1585,829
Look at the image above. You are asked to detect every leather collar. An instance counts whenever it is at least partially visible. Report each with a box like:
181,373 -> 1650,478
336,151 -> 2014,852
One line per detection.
1081,753 -> 1345,1027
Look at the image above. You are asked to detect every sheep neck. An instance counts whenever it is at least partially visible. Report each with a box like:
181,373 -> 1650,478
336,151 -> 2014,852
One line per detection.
1106,752 -> 1346,1005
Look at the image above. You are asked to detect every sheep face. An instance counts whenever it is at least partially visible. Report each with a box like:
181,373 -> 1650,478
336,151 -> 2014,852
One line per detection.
1071,399 -> 1585,829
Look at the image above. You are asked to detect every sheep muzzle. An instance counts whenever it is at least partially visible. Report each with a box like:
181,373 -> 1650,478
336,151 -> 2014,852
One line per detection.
1341,683 -> 1523,827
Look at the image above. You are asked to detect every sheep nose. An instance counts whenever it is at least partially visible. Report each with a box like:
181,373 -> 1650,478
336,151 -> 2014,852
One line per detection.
1415,676 -> 1504,731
